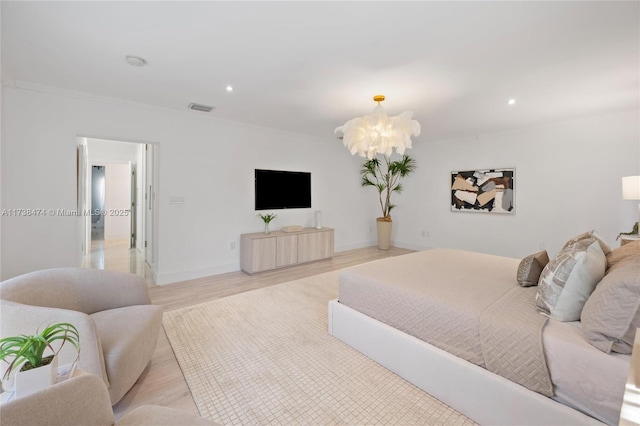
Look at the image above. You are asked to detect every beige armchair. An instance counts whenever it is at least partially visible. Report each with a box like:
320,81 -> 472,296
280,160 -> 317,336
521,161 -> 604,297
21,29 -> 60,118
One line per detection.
0,268 -> 163,404
0,371 -> 217,425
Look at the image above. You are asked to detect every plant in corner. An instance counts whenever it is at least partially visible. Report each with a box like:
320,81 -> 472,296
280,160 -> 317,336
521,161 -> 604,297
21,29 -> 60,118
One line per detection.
0,322 -> 80,395
361,154 -> 417,250
617,222 -> 639,240
257,212 -> 277,234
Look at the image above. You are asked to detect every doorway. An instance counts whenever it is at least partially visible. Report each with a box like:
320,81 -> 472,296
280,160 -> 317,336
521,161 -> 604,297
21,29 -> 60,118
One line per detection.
78,137 -> 158,285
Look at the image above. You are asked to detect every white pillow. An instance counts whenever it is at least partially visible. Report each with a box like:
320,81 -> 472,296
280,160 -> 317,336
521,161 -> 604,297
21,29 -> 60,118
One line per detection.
535,239 -> 606,321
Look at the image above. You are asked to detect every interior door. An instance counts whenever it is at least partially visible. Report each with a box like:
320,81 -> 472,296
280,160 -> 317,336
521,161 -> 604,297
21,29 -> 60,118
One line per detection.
76,144 -> 90,256
130,167 -> 136,248
104,163 -> 132,244
144,145 -> 154,265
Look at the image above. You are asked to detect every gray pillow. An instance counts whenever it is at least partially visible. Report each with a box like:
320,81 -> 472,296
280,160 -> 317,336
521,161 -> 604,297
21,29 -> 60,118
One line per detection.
517,250 -> 549,287
535,239 -> 606,321
581,255 -> 640,354
606,240 -> 640,270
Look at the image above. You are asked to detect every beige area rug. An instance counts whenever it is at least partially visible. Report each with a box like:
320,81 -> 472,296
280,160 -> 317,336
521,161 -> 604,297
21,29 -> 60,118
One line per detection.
163,271 -> 475,426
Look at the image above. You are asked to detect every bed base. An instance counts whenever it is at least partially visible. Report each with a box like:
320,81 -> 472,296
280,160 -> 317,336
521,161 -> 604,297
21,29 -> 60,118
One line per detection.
328,299 -> 603,425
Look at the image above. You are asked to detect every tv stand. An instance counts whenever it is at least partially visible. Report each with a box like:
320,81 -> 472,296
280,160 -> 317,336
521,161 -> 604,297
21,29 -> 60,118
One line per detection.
240,227 -> 334,274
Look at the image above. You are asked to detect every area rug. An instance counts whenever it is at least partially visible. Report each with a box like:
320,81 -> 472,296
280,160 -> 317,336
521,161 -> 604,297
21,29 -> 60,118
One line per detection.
163,271 -> 475,425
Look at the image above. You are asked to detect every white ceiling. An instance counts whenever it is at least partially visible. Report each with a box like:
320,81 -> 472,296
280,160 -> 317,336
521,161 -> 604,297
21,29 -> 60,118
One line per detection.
2,1 -> 638,143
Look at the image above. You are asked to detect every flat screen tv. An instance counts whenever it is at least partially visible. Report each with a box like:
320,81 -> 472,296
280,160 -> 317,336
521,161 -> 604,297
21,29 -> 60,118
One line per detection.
255,169 -> 311,210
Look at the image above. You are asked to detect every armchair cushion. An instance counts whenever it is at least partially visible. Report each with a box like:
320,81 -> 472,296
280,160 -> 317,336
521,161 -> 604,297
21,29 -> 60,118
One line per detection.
92,305 -> 163,403
0,268 -> 151,314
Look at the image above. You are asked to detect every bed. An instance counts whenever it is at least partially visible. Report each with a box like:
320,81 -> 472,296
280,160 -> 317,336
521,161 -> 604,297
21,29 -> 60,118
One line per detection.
328,244 -> 637,425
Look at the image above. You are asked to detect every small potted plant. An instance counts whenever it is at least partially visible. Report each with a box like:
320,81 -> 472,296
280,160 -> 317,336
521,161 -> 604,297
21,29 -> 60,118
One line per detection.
257,213 -> 277,234
0,322 -> 80,397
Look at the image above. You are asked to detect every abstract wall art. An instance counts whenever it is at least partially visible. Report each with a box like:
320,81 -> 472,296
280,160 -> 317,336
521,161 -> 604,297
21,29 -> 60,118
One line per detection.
451,168 -> 515,214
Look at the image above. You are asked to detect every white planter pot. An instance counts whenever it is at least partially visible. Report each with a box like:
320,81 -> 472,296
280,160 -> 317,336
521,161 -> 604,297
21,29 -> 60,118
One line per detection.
14,355 -> 58,398
376,220 -> 392,250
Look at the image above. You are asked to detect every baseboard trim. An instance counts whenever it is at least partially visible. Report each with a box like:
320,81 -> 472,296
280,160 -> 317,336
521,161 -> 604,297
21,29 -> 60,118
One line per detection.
335,240 -> 377,252
392,240 -> 432,251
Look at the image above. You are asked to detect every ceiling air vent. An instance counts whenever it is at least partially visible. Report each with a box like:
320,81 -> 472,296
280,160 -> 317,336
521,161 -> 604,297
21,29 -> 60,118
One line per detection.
188,103 -> 214,112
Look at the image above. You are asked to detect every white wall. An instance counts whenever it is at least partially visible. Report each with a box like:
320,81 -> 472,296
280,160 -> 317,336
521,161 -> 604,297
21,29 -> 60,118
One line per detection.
394,110 -> 640,258
3,85 -> 636,283
87,138 -> 139,165
1,86 -> 376,283
0,3 -> 3,279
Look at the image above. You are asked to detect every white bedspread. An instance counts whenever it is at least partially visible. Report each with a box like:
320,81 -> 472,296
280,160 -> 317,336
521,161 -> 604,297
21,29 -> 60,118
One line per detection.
339,248 -> 553,396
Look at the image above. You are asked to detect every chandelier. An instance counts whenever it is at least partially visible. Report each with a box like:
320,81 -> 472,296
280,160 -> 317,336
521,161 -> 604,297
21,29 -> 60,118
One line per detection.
335,95 -> 421,159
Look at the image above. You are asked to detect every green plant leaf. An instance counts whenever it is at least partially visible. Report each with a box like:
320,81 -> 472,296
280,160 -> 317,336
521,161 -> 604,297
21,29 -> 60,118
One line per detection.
257,213 -> 277,223
361,176 -> 375,187
0,322 -> 80,384
360,154 -> 416,217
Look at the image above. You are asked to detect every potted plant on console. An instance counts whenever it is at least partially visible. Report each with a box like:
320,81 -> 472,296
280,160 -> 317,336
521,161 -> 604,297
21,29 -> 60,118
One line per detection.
0,322 -> 80,398
257,213 -> 277,234
335,95 -> 420,250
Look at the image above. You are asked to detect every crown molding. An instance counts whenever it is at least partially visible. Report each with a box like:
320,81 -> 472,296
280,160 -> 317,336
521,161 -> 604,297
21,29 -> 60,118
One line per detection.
12,80 -> 213,119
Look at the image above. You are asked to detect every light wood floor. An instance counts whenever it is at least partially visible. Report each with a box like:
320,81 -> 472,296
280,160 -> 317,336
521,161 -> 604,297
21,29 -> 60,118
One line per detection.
85,243 -> 413,420
82,238 -> 156,287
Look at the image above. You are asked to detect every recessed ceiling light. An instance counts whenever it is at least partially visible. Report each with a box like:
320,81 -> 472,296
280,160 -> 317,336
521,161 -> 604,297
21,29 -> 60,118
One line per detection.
226,85 -> 234,92
507,98 -> 516,105
125,56 -> 147,67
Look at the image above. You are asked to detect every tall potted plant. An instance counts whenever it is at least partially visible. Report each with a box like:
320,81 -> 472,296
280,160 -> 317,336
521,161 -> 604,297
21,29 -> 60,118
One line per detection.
361,154 -> 416,249
0,322 -> 80,397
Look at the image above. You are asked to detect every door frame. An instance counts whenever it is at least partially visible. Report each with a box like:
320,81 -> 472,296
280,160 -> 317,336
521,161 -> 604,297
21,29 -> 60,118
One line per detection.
77,136 -> 160,281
